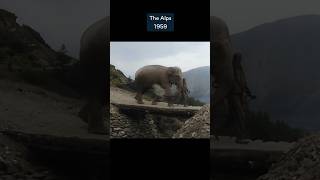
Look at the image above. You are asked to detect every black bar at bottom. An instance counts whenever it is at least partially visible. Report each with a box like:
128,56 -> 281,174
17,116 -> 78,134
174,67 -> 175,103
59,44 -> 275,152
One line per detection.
110,139 -> 209,179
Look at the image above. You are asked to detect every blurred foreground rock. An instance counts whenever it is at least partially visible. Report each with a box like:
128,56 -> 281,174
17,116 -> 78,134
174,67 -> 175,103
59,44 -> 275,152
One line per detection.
173,105 -> 210,138
0,133 -> 59,180
258,134 -> 320,180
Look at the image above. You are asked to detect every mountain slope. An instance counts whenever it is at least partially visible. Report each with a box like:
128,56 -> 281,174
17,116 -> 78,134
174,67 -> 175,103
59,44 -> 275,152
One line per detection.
0,9 -> 76,69
183,66 -> 210,103
231,15 -> 320,130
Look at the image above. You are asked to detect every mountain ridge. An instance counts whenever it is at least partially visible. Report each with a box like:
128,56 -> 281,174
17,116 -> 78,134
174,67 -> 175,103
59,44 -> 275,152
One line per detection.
183,66 -> 210,103
231,14 -> 320,130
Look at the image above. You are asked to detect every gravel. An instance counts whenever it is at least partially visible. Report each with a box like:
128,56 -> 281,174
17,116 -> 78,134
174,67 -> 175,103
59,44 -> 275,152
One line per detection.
173,105 -> 210,138
258,134 -> 320,180
0,133 -> 59,180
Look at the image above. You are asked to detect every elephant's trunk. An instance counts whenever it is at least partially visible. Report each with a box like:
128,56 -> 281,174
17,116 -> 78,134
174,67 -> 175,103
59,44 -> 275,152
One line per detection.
211,16 -> 235,107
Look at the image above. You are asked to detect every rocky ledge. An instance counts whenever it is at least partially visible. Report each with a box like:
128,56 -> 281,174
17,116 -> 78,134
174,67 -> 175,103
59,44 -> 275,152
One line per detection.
258,134 -> 320,180
173,105 -> 210,138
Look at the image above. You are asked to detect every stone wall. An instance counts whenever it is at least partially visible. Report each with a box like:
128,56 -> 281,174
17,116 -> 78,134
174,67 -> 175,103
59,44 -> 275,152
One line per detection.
174,105 -> 210,138
110,104 -> 186,138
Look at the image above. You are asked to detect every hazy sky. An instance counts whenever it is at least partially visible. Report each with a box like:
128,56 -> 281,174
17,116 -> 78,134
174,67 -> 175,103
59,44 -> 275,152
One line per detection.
1,0 -> 320,57
110,42 -> 210,78
212,0 -> 320,34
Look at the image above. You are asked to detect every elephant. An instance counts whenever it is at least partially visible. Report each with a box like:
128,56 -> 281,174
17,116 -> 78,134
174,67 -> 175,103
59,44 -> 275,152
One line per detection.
170,78 -> 189,106
211,16 -> 236,138
211,16 -> 253,143
211,16 -> 235,108
180,78 -> 190,107
134,65 -> 183,107
78,17 -> 109,134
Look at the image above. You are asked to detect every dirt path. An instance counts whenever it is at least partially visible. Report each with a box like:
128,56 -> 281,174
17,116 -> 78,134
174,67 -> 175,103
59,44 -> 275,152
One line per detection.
110,86 -> 202,110
0,79 -> 107,140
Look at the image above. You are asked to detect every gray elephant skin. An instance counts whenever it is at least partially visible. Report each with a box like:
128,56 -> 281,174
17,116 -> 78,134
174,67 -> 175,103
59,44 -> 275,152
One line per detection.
211,16 -> 235,136
211,16 -> 235,107
212,16 -> 252,142
134,65 -> 183,107
78,17 -> 109,134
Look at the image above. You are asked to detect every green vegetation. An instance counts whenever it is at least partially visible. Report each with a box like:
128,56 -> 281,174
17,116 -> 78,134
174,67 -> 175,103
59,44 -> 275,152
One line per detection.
245,111 -> 306,142
216,111 -> 306,142
110,64 -> 128,87
55,44 -> 72,66
186,97 -> 205,106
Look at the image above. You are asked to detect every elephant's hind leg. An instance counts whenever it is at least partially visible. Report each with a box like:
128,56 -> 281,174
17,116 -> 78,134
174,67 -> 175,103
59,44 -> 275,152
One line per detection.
135,89 -> 145,104
152,96 -> 161,105
86,98 -> 107,134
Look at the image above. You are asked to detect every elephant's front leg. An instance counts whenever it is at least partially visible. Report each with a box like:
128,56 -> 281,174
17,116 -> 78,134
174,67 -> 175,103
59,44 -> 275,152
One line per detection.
86,98 -> 107,134
164,85 -> 173,107
135,91 -> 144,104
183,95 -> 188,107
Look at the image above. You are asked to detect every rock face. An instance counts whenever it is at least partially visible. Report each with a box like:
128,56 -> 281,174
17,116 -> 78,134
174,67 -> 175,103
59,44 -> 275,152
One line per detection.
110,64 -> 129,87
0,9 -> 76,70
110,104 -> 157,138
0,9 -> 82,98
258,134 -> 320,180
173,105 -> 210,138
0,133 -> 58,180
110,104 -> 184,138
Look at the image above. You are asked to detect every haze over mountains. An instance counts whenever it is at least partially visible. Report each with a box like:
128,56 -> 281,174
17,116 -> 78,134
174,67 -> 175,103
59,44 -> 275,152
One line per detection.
231,15 -> 320,131
183,66 -> 210,103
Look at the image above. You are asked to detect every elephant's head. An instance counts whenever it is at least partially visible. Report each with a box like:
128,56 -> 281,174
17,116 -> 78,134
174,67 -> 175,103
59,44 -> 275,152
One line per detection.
167,66 -> 183,92
211,16 -> 234,100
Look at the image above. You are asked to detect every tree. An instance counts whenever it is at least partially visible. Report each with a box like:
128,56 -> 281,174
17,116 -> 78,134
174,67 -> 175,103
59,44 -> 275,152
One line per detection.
56,43 -> 72,66
59,44 -> 68,54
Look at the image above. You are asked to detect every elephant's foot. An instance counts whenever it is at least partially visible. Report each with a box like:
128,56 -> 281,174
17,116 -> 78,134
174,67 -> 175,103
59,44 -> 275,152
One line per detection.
134,94 -> 139,100
152,97 -> 160,105
135,94 -> 144,104
137,100 -> 144,104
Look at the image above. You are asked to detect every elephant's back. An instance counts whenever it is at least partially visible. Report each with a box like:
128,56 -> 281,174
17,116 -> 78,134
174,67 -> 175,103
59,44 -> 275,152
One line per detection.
135,65 -> 167,87
135,65 -> 166,78
80,17 -> 109,58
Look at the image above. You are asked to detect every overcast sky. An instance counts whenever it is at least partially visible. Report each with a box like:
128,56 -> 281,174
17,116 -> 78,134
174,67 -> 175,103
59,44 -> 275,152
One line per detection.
111,42 -> 210,78
212,0 -> 320,34
1,0 -> 320,57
